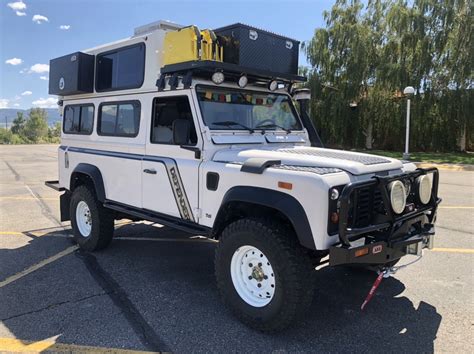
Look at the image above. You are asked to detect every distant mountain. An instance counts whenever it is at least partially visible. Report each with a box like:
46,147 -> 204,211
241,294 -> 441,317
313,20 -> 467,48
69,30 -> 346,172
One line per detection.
0,108 -> 61,128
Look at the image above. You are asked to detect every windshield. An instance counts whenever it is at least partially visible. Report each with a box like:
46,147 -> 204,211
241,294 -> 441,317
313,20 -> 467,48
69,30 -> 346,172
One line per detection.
196,87 -> 302,131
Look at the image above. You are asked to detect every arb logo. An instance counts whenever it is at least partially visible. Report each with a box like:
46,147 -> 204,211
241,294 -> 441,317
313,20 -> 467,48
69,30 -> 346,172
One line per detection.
372,245 -> 383,254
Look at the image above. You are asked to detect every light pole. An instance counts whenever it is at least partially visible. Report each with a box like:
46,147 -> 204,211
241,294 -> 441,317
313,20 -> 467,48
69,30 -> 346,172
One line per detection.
403,86 -> 415,160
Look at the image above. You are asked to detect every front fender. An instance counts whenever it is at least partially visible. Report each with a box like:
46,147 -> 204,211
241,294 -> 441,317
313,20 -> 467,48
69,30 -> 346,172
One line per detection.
216,186 -> 315,250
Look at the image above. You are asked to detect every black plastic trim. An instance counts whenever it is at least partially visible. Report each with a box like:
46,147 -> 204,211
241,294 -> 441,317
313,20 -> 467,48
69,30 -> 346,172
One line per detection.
60,191 -> 71,222
70,163 -> 106,202
240,158 -> 281,174
206,172 -> 219,191
217,186 -> 315,249
104,200 -> 211,235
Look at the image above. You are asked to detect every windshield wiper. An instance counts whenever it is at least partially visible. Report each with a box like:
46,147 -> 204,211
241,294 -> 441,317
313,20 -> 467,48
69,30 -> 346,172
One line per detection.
212,121 -> 255,133
254,123 -> 291,134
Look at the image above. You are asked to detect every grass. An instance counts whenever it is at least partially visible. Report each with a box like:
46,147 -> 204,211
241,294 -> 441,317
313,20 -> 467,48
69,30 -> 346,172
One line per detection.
356,150 -> 474,165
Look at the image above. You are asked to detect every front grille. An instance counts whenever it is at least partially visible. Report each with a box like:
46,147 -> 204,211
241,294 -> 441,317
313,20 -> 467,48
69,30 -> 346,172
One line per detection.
348,186 -> 386,228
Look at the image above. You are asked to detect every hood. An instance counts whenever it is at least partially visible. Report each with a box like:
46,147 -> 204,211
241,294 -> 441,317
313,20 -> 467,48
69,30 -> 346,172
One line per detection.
213,146 -> 403,175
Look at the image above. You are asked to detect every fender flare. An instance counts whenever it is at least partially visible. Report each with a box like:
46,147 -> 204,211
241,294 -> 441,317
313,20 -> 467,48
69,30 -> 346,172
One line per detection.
215,186 -> 316,250
70,163 -> 106,202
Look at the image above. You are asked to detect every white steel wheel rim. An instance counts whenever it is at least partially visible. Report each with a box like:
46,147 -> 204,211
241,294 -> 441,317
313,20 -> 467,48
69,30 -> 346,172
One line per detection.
76,201 -> 92,237
230,245 -> 276,307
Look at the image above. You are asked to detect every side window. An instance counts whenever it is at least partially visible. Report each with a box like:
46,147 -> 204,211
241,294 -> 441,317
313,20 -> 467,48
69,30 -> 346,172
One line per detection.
151,96 -> 197,145
98,101 -> 140,137
63,104 -> 94,134
96,43 -> 145,92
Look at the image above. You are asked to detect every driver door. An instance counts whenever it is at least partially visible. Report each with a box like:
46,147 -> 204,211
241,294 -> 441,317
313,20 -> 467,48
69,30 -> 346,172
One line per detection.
142,92 -> 202,222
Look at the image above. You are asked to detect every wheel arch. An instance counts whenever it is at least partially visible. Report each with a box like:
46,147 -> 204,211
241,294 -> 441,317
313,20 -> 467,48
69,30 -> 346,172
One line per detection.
212,186 -> 316,250
70,163 -> 106,202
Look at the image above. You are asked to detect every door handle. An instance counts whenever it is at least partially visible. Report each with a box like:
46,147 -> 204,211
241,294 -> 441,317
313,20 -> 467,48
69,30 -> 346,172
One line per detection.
143,168 -> 157,175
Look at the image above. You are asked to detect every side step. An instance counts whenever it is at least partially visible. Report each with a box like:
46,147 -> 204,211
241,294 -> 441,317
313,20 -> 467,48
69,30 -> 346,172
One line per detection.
104,200 -> 211,236
45,180 -> 65,191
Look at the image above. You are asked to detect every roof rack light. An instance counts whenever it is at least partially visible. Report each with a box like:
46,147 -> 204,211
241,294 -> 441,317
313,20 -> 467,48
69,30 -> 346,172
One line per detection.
212,72 -> 225,85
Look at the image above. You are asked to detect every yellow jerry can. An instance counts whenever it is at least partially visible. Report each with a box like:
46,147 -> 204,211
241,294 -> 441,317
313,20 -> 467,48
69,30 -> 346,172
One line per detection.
201,29 -> 223,62
163,25 -> 202,66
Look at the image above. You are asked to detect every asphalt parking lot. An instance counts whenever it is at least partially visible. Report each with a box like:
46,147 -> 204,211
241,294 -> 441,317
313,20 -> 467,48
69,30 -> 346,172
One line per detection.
0,144 -> 473,353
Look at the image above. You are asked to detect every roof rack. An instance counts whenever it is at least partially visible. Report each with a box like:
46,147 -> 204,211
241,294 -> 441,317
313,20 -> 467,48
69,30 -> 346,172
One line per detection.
159,60 -> 306,90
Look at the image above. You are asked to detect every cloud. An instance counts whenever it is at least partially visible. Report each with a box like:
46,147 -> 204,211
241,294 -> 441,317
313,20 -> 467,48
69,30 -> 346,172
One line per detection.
16,11 -> 26,16
21,91 -> 32,96
0,99 -> 9,109
40,76 -> 48,81
32,97 -> 57,108
14,95 -> 21,100
29,63 -> 49,73
13,103 -> 20,107
32,14 -> 48,24
7,1 -> 26,11
5,57 -> 23,65
59,25 -> 70,30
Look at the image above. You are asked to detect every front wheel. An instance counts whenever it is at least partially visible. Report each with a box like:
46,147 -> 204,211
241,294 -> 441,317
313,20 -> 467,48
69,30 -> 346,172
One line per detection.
215,218 -> 315,332
70,185 -> 114,251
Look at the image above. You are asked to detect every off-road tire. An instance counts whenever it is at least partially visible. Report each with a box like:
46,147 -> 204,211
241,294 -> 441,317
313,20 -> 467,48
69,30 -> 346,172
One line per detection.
215,218 -> 315,332
70,185 -> 114,251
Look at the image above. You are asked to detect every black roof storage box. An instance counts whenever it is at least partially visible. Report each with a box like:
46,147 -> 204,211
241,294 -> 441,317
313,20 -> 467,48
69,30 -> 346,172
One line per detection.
214,23 -> 299,76
49,52 -> 94,95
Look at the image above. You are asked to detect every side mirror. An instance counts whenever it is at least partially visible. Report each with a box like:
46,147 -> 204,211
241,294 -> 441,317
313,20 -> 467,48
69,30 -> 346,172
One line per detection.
172,119 -> 190,145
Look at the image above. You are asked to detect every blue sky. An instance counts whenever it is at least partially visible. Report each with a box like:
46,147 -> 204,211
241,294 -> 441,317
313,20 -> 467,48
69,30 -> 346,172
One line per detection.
1,0 -> 333,109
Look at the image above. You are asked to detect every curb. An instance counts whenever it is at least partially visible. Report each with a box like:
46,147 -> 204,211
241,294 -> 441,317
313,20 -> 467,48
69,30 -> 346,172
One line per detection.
415,162 -> 474,172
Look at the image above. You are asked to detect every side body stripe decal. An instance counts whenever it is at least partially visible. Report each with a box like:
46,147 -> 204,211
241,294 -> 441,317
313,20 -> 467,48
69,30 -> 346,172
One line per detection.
64,146 -> 195,222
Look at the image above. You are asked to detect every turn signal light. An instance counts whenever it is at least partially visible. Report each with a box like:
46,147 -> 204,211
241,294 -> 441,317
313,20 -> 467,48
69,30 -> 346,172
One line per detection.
355,248 -> 369,258
330,212 -> 339,224
278,181 -> 293,190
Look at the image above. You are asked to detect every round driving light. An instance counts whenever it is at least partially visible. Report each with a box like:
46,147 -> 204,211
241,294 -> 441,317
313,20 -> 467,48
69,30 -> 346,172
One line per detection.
211,72 -> 225,85
389,180 -> 406,214
417,175 -> 431,204
268,80 -> 278,91
238,75 -> 248,88
330,188 -> 340,200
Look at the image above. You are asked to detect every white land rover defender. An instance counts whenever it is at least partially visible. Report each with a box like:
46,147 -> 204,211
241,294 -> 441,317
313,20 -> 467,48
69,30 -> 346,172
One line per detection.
46,21 -> 440,332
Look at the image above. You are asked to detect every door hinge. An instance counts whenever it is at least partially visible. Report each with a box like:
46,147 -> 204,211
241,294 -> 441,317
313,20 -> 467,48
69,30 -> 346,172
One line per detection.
194,208 -> 202,218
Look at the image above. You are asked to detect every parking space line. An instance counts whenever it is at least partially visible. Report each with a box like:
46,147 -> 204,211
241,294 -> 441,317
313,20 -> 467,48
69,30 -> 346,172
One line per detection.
0,337 -> 156,353
0,245 -> 79,288
438,206 -> 474,209
0,196 -> 57,201
432,248 -> 474,254
0,231 -> 24,236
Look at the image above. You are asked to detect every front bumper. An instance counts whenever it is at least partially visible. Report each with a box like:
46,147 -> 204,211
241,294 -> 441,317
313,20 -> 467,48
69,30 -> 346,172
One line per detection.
329,168 -> 440,266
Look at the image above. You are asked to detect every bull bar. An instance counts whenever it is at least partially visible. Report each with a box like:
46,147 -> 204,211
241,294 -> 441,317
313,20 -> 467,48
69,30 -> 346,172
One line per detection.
329,167 -> 441,266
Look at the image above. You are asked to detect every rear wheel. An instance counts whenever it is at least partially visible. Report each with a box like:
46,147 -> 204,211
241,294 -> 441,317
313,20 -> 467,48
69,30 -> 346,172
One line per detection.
215,218 -> 314,332
70,185 -> 114,251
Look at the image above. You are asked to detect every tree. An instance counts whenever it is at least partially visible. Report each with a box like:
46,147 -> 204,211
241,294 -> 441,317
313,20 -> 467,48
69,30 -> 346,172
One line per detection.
23,108 -> 48,143
11,112 -> 26,135
48,121 -> 61,139
304,0 -> 472,152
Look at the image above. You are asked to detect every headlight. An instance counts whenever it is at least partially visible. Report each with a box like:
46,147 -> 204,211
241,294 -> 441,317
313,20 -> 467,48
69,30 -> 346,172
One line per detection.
389,180 -> 406,214
417,175 -> 432,204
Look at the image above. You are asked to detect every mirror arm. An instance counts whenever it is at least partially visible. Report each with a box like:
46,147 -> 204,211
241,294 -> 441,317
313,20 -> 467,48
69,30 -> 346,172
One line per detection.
180,145 -> 201,159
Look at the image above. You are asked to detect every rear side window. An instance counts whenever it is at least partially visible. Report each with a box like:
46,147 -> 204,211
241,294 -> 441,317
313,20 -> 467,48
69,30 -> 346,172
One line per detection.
63,104 -> 94,134
98,101 -> 141,137
96,43 -> 145,92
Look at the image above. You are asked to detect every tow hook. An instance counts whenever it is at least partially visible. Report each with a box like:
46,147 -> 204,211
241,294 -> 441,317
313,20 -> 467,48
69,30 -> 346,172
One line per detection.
360,255 -> 423,311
